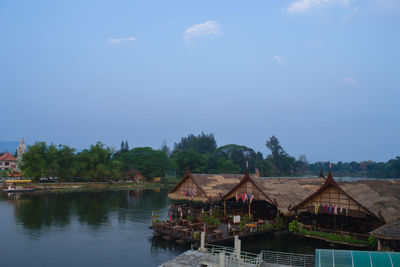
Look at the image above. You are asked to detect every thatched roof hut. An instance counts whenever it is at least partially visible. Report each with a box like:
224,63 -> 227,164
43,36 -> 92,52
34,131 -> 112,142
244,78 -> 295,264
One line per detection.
251,177 -> 324,215
290,171 -> 400,225
339,179 -> 400,223
168,170 -> 249,202
290,171 -> 377,219
222,171 -> 324,215
370,219 -> 400,240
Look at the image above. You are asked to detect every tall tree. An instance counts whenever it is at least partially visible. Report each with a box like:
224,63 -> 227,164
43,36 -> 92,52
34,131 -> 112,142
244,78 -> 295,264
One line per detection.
266,136 -> 296,176
173,132 -> 217,154
160,141 -> 171,157
20,142 -> 48,181
173,149 -> 207,177
118,147 -> 170,179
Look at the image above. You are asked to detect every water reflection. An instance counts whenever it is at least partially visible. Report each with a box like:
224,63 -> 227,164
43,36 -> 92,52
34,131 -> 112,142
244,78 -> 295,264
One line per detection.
0,189 -> 169,233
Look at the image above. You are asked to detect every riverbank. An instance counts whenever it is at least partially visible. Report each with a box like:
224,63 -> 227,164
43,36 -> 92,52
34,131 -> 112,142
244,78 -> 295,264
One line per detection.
27,177 -> 179,192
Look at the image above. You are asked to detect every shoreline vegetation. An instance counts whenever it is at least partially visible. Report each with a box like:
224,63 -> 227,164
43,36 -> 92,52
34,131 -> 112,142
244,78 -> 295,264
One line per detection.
20,177 -> 181,193
1,133 -> 399,181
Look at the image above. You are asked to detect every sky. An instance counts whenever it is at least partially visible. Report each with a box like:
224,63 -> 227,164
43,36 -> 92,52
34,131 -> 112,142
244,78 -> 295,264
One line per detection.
1,0 -> 399,163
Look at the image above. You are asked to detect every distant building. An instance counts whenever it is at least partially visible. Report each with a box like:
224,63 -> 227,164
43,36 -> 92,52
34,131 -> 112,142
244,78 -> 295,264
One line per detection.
0,152 -> 17,171
126,169 -> 145,182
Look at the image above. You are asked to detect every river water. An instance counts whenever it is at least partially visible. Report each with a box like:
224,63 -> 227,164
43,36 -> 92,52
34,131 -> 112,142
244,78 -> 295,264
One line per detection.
0,189 -> 332,267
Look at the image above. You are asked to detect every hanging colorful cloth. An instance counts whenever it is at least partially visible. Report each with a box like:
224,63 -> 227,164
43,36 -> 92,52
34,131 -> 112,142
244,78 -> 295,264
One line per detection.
334,205 -> 337,215
325,205 -> 329,212
249,195 -> 254,204
236,192 -> 239,202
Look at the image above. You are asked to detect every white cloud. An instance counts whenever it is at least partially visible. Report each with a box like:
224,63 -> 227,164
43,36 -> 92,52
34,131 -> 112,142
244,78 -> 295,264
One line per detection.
108,36 -> 136,45
340,77 -> 357,86
287,0 -> 348,13
274,56 -> 284,64
125,36 -> 136,42
184,21 -> 221,41
108,38 -> 122,45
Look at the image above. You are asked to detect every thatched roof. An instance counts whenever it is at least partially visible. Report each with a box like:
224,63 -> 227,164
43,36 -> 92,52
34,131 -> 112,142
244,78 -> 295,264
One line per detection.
370,218 -> 400,240
338,179 -> 400,224
290,171 -> 376,218
251,177 -> 325,215
168,171 -> 249,202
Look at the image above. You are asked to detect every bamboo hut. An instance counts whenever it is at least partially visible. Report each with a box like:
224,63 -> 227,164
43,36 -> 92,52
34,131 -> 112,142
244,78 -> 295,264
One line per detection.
289,171 -> 400,233
223,170 -> 277,219
168,170 -> 249,203
251,176 -> 324,216
338,179 -> 400,224
222,171 -> 324,219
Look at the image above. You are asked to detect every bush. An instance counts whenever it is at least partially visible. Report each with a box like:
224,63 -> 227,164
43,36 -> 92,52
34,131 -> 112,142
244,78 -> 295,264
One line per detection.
289,220 -> 301,232
200,214 -> 221,227
258,223 -> 274,232
368,236 -> 378,247
273,214 -> 285,231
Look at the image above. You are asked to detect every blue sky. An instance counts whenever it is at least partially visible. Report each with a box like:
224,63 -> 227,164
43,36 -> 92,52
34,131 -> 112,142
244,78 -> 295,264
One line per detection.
1,0 -> 399,162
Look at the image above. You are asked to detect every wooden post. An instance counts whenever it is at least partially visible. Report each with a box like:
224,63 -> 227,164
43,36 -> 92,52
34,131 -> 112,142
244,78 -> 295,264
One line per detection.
334,214 -> 336,230
224,200 -> 226,216
248,202 -> 251,218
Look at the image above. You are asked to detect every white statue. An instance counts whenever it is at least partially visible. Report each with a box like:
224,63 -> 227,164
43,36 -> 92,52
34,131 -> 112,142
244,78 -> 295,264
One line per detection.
16,137 -> 26,169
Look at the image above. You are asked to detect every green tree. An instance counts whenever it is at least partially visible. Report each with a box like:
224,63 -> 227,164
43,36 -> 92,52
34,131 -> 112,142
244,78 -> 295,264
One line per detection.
20,142 -> 48,181
56,145 -> 76,181
173,149 -> 207,177
173,132 -> 217,154
213,144 -> 261,173
75,142 -> 119,181
255,159 -> 274,177
266,136 -> 296,176
118,147 -> 170,179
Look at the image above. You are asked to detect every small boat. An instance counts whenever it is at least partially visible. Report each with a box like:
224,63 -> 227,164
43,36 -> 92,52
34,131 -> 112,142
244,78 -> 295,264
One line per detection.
2,185 -> 35,193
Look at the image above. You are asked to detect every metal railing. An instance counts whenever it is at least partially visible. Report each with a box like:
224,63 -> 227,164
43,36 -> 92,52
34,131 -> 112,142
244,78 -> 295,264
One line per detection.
204,243 -> 262,267
201,244 -> 315,267
261,250 -> 315,267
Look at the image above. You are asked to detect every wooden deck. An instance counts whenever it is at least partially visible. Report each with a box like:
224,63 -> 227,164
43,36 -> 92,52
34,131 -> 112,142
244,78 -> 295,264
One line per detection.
152,220 -> 268,244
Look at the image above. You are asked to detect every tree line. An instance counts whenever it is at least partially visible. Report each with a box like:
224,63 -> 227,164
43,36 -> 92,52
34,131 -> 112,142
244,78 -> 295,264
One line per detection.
2,133 -> 399,181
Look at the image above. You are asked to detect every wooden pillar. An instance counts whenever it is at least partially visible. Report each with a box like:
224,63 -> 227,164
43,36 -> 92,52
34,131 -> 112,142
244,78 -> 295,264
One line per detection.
248,202 -> 251,218
224,200 -> 226,216
334,214 -> 336,230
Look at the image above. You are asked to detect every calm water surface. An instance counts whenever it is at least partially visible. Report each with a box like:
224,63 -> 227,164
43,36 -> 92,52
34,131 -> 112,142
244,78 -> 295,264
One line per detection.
0,189 -> 332,267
